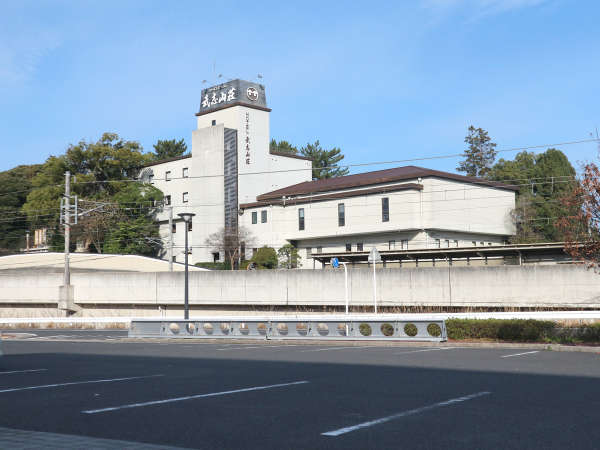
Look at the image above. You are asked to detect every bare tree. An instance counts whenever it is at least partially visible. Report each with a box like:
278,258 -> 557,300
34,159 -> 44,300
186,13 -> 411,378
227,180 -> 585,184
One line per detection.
557,162 -> 600,268
205,226 -> 255,270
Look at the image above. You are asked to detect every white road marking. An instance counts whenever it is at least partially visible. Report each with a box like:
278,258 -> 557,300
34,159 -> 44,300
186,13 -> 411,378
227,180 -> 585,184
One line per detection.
0,369 -> 48,375
322,391 -> 492,436
394,348 -> 454,355
0,374 -> 163,394
501,351 -> 540,358
217,344 -> 300,351
300,346 -> 370,353
82,380 -> 310,414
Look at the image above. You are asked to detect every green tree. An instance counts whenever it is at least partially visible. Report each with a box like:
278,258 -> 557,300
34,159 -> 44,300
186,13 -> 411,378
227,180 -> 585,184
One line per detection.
490,148 -> 576,243
457,126 -> 497,178
300,140 -> 349,180
103,217 -> 161,256
270,139 -> 298,154
251,246 -> 278,269
153,138 -> 188,160
277,244 -> 301,268
0,164 -> 41,253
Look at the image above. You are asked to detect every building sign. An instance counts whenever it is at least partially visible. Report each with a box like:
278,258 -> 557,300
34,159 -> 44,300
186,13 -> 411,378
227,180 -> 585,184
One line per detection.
198,79 -> 267,114
244,112 -> 251,165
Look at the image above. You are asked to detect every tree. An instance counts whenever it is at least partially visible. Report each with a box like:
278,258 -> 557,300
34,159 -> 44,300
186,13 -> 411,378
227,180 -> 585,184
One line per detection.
251,246 -> 278,269
490,148 -> 576,243
205,226 -> 255,270
269,139 -> 297,154
457,126 -> 497,178
153,138 -> 188,160
103,216 -> 162,257
22,132 -> 161,255
300,140 -> 349,180
277,244 -> 301,268
557,161 -> 600,269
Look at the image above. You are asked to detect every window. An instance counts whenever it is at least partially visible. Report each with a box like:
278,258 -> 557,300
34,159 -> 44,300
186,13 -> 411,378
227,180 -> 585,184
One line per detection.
261,210 -> 267,223
472,241 -> 477,246
317,246 -> 323,254
211,119 -> 216,126
401,239 -> 408,250
356,243 -> 363,251
454,240 -> 459,247
298,208 -> 305,230
306,248 -> 312,257
251,211 -> 257,224
182,167 -> 189,178
172,223 -> 176,233
182,192 -> 188,203
435,239 -> 440,248
338,203 -> 345,227
148,174 -> 154,183
488,242 -> 493,246
389,240 -> 395,250
212,252 -> 219,263
172,256 -> 176,262
165,171 -> 171,181
187,221 -> 192,232
346,243 -> 351,252
164,195 -> 171,206
445,240 -> 450,248
382,197 -> 389,222
480,241 -> 485,246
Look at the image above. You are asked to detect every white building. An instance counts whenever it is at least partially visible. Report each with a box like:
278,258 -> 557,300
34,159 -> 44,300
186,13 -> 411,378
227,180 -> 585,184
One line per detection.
143,79 -> 516,267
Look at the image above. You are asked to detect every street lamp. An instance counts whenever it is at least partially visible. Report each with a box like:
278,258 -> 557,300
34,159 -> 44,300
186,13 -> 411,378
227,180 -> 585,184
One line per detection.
178,212 -> 195,320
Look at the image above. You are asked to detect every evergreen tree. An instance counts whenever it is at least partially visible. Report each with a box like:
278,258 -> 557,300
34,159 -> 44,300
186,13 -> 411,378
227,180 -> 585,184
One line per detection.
300,140 -> 349,180
269,139 -> 297,154
153,138 -> 187,160
457,126 -> 497,178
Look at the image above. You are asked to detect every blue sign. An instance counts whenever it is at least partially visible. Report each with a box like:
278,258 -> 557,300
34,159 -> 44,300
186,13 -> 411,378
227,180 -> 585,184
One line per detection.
331,258 -> 339,268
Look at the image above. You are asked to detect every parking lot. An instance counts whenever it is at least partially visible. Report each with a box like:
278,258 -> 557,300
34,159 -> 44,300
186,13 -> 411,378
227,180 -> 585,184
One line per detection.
1,330 -> 600,449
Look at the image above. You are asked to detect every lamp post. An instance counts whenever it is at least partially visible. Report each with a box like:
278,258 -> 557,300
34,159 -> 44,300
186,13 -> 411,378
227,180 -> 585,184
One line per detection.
178,212 -> 195,320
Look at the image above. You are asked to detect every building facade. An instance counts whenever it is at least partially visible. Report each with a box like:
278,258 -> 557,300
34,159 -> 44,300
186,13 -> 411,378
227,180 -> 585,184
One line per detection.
143,80 -> 517,267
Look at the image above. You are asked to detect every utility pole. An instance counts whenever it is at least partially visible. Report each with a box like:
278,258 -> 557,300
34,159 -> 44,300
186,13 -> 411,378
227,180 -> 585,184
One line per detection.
64,171 -> 71,287
168,207 -> 173,271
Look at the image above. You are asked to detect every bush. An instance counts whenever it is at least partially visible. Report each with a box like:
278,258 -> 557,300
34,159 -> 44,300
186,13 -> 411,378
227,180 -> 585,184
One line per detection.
195,261 -> 231,270
404,323 -> 418,337
380,323 -> 394,336
427,323 -> 442,337
446,319 -> 555,342
359,323 -> 372,336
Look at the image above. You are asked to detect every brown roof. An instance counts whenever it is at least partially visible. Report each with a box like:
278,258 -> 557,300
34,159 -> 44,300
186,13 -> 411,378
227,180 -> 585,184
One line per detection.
256,165 -> 518,201
141,154 -> 192,168
240,183 -> 422,209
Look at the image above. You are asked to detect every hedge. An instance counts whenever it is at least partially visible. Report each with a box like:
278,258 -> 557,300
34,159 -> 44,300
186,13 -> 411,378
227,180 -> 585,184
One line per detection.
446,319 -> 556,342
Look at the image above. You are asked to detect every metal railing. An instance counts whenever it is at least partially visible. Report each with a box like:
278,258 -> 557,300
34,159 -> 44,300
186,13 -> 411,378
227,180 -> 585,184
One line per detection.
129,316 -> 447,342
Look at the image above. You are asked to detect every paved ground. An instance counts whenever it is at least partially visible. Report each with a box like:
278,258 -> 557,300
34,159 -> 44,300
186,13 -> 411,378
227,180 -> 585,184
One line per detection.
1,330 -> 600,449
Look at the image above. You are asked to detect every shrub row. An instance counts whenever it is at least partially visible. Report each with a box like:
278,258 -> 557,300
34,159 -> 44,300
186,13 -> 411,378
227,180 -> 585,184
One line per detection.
446,319 -> 556,342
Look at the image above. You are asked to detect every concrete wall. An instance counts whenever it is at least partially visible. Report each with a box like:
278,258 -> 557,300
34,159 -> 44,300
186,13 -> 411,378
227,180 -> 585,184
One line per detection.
0,265 -> 599,317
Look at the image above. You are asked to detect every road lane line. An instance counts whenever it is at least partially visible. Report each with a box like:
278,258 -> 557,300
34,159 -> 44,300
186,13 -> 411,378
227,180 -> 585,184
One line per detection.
81,380 -> 310,414
0,369 -> 48,375
0,374 -> 163,394
394,348 -> 454,355
322,391 -> 492,437
501,351 -> 540,358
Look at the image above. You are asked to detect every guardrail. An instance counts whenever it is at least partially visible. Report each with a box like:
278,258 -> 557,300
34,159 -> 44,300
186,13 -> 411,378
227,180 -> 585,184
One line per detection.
129,316 -> 447,342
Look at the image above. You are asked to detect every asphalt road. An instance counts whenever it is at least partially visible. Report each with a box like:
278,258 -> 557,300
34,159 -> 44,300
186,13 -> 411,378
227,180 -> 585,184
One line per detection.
1,331 -> 600,449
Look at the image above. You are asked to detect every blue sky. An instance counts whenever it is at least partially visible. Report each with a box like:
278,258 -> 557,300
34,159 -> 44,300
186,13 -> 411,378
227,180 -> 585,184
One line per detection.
1,0 -> 599,173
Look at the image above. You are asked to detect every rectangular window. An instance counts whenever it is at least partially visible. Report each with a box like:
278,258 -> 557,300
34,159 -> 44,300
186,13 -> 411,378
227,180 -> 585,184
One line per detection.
182,192 -> 188,203
389,240 -> 395,250
306,247 -> 312,257
148,174 -> 154,183
382,197 -> 389,222
211,119 -> 216,126
445,239 -> 450,248
346,243 -> 351,252
488,242 -> 493,246
338,203 -> 345,227
480,241 -> 485,246
356,243 -> 363,251
212,252 -> 219,262
164,195 -> 171,206
401,239 -> 408,250
188,221 -> 192,232
472,241 -> 477,246
251,211 -> 257,224
454,240 -> 459,247
298,208 -> 305,230
317,246 -> 323,254
165,171 -> 171,181
435,239 -> 440,248
172,223 -> 176,233
261,210 -> 267,223
182,167 -> 189,178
